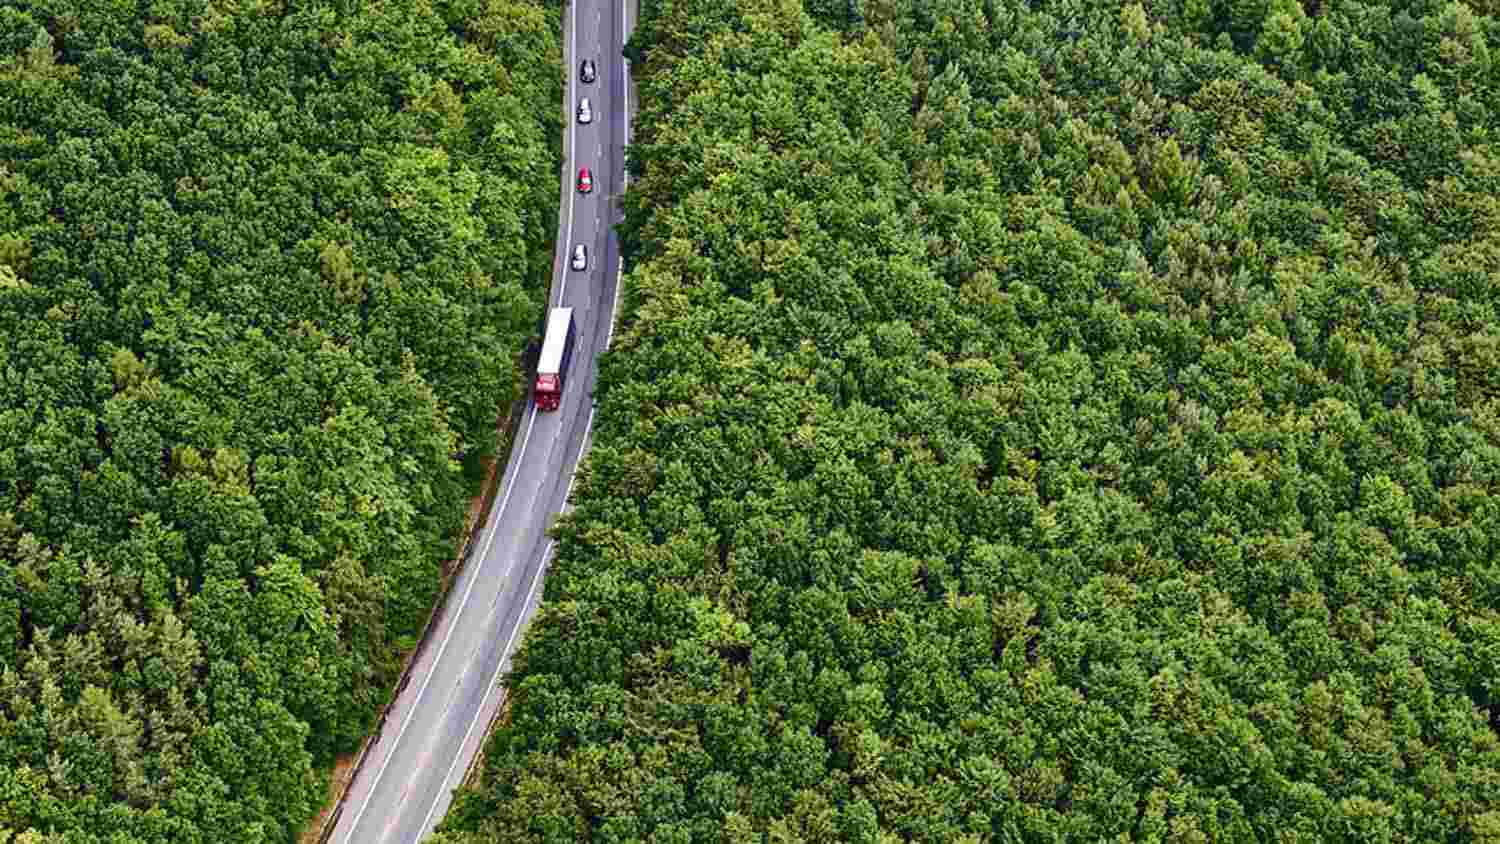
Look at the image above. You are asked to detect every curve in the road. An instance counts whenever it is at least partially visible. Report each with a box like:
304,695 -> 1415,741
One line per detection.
329,1 -> 631,841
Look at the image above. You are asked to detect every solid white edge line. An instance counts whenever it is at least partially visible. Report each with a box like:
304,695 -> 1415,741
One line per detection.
608,256 -> 620,350
401,0 -> 584,838
340,405 -> 537,844
581,407 -> 595,459
622,0 -> 630,165
406,0 -> 624,837
610,0 -> 629,353
417,406 -> 591,840
559,0 -> 578,306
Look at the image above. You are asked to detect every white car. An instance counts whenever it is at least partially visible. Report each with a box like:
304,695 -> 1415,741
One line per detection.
577,97 -> 592,124
571,244 -> 588,271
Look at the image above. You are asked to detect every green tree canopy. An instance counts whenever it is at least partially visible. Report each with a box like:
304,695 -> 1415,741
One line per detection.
0,0 -> 561,839
438,0 -> 1500,841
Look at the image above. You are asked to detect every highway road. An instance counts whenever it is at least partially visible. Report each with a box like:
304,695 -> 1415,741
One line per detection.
330,1 -> 632,841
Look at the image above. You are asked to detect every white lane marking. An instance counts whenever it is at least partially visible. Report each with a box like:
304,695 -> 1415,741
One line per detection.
560,0 -> 579,306
402,0 -> 589,837
408,1 -> 629,838
609,0 -> 629,354
622,0 -> 630,160
607,256 -> 620,350
417,431 -> 587,840
351,0 -> 613,838
414,0 -> 630,833
341,406 -> 538,843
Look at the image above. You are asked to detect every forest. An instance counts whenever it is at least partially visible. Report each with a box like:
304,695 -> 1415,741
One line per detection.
435,0 -> 1500,840
0,0 -> 561,841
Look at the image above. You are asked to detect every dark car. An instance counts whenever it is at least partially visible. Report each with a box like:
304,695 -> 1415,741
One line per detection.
577,167 -> 593,194
580,59 -> 596,83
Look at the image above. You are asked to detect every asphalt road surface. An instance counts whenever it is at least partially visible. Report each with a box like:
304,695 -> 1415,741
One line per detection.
331,1 -> 632,841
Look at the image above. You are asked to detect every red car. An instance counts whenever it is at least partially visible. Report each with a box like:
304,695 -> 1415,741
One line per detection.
576,167 -> 593,194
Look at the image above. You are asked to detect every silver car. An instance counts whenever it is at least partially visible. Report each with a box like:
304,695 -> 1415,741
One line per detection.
571,244 -> 588,271
577,97 -> 592,124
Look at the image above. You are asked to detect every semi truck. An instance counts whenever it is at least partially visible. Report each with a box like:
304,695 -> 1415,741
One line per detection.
534,307 -> 577,411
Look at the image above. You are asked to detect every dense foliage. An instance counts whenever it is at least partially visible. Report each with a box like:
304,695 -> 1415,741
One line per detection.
439,0 -> 1500,840
0,0 -> 560,840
